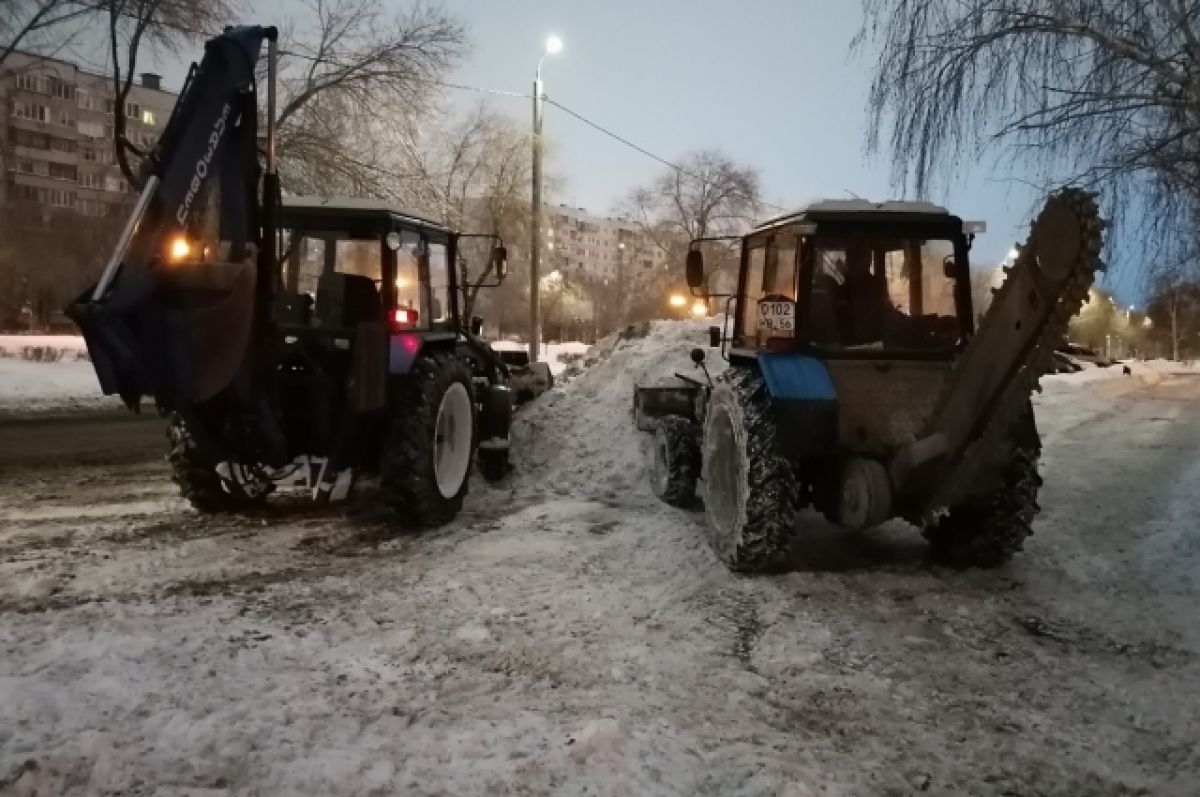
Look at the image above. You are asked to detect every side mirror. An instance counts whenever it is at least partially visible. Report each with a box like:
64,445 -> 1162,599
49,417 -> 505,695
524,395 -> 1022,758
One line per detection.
470,316 -> 484,336
708,325 -> 721,348
492,246 -> 508,280
685,249 -> 704,290
690,347 -> 706,364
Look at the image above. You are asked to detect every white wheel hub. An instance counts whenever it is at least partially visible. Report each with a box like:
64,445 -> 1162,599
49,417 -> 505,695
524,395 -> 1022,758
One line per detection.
434,381 -> 473,499
702,386 -> 750,561
652,434 -> 670,496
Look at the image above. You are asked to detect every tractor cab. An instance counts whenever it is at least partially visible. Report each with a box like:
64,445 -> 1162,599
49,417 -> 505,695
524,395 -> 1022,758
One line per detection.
690,200 -> 982,361
276,196 -> 507,339
266,196 -> 509,462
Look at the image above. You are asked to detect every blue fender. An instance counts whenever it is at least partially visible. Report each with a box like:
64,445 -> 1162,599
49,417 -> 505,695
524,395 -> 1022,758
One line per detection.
756,353 -> 837,401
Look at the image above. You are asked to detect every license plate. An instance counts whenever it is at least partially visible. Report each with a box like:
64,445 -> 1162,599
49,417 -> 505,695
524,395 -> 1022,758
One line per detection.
758,301 -> 795,334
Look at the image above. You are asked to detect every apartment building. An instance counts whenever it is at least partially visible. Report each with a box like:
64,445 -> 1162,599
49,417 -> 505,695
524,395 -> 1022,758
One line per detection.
543,204 -> 671,284
1,50 -> 177,217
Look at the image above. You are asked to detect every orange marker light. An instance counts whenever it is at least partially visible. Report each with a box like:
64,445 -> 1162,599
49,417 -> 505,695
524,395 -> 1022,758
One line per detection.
168,236 -> 191,262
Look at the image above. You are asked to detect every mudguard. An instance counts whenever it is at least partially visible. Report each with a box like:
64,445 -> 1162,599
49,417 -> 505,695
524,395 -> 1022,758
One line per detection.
755,353 -> 840,455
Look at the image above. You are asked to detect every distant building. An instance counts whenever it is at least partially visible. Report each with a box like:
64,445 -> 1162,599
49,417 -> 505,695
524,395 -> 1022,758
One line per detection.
543,204 -> 671,283
1,50 -> 177,217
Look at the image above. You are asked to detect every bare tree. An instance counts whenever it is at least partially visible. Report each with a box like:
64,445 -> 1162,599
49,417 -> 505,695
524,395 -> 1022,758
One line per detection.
856,0 -> 1200,269
1,1 -> 100,68
1147,260 -> 1200,360
101,0 -> 234,185
620,150 -> 760,295
421,106 -> 537,320
274,0 -> 465,196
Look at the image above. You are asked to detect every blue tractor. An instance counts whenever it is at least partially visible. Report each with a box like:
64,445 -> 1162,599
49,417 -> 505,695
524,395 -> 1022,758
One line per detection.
640,195 -> 1104,571
66,26 -> 522,526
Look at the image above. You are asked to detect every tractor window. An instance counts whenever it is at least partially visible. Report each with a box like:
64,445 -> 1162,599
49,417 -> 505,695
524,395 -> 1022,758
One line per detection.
284,234 -> 325,296
738,245 -> 766,340
806,236 -> 960,352
763,235 -> 798,300
737,237 -> 798,344
394,230 -> 422,317
427,241 -> 453,328
334,239 -> 381,282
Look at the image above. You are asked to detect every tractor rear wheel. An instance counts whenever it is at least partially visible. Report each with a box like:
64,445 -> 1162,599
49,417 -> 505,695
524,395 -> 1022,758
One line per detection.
701,367 -> 800,572
650,415 -> 700,508
381,350 -> 476,528
924,409 -> 1043,568
167,413 -> 270,513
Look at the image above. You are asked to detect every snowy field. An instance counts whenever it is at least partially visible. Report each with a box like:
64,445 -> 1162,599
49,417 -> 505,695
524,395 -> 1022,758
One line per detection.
0,334 -> 90,361
0,359 -> 120,415
2,320 -> 1200,795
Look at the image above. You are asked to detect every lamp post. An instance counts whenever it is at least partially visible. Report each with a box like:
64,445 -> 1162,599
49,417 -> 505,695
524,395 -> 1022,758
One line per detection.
530,34 -> 562,363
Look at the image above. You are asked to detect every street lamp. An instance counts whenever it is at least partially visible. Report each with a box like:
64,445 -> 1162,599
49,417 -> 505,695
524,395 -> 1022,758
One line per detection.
668,293 -> 687,308
690,300 -> 708,318
530,34 -> 563,363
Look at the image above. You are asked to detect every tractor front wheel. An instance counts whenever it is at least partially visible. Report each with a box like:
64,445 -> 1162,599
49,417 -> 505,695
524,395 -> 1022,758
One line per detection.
701,368 -> 800,572
381,351 -> 476,528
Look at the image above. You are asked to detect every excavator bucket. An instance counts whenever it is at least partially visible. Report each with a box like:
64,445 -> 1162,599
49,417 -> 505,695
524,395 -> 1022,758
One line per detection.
71,254 -> 256,410
65,25 -> 273,412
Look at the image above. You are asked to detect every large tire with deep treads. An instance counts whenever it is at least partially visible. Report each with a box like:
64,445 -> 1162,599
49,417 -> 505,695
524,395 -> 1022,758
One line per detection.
380,350 -> 476,528
167,413 -> 269,513
701,366 -> 801,572
651,415 -> 700,508
924,407 -> 1043,568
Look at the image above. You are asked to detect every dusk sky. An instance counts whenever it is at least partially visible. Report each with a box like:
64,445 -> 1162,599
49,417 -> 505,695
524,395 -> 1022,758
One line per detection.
137,0 -> 1140,304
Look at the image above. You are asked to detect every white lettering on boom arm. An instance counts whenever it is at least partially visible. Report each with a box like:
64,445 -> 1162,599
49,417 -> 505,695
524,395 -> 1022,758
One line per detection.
175,101 -> 231,226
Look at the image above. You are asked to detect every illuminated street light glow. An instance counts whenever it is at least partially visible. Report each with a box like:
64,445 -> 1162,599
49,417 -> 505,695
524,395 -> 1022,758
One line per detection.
690,300 -> 708,317
668,293 -> 687,308
545,35 -> 563,55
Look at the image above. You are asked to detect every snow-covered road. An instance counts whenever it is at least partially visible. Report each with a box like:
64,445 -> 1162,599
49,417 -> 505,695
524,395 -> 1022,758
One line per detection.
1,371 -> 1199,795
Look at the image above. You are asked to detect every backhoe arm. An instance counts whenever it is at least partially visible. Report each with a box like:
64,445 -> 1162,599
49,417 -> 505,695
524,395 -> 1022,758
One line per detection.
68,25 -> 278,413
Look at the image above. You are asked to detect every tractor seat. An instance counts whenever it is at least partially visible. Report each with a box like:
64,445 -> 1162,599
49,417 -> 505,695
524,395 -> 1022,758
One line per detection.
315,272 -> 380,330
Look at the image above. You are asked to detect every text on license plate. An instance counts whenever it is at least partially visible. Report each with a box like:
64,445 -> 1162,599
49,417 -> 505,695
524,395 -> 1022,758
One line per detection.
758,301 -> 795,333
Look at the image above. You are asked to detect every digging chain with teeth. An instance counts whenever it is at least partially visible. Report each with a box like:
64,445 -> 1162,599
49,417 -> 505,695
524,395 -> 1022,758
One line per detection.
923,188 -> 1106,518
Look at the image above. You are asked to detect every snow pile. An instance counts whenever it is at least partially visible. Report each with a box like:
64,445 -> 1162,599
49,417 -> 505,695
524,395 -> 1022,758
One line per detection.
510,317 -> 725,497
0,334 -> 89,362
0,359 -> 113,414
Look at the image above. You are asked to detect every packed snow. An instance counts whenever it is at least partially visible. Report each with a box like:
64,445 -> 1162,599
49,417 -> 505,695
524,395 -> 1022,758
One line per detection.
511,318 -> 727,497
2,317 -> 1200,795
